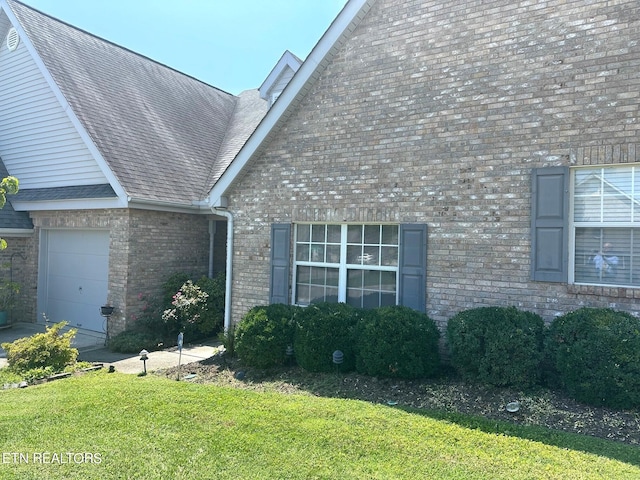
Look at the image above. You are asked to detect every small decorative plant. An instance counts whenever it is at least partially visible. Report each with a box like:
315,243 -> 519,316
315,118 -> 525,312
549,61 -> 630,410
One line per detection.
162,280 -> 208,332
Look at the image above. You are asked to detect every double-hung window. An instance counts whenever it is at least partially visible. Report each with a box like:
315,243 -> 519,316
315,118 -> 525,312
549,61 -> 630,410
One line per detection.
572,166 -> 640,286
269,223 -> 427,311
294,224 -> 399,308
531,165 -> 640,287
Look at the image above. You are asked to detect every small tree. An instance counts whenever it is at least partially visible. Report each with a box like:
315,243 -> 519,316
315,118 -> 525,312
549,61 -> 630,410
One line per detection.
0,176 -> 19,250
161,280 -> 208,334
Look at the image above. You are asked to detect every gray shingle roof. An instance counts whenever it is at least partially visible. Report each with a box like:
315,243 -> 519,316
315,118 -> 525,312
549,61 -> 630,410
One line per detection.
12,184 -> 116,201
6,0 -> 267,207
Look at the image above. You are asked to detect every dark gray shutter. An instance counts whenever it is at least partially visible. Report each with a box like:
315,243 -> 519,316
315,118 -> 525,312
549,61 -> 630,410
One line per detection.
530,167 -> 569,282
270,223 -> 291,304
398,224 -> 427,312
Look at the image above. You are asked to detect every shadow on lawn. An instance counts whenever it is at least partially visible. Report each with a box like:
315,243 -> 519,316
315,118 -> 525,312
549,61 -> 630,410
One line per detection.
164,356 -> 640,468
397,406 -> 640,468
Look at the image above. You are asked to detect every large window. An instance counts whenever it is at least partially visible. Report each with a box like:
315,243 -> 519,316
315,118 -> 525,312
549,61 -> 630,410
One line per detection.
573,166 -> 640,286
294,224 -> 399,308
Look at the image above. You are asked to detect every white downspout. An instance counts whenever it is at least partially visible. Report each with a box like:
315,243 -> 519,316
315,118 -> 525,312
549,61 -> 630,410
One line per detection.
208,219 -> 217,278
212,208 -> 233,332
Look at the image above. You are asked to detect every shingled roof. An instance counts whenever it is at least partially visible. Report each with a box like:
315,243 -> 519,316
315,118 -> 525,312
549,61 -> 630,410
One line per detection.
4,0 -> 267,207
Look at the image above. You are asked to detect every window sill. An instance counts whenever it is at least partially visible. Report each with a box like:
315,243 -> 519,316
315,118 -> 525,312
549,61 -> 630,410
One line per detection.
568,284 -> 640,298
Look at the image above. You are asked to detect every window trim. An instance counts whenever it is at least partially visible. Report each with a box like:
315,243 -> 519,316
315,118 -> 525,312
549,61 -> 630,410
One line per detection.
569,164 -> 640,288
292,223 -> 400,306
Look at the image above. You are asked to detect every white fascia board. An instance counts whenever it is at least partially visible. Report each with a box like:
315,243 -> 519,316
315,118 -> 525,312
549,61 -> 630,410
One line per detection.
259,50 -> 302,100
127,197 -> 205,214
0,1 -> 130,207
207,0 -> 374,208
11,197 -> 126,212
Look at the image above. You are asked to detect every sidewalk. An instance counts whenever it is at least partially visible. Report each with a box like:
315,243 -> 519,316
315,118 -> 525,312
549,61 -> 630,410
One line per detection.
0,322 -> 217,374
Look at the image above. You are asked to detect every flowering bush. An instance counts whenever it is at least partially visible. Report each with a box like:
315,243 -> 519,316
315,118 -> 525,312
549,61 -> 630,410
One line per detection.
162,280 -> 208,332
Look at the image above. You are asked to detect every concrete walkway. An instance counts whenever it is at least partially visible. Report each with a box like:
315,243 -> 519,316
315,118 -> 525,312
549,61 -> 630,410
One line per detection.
0,322 -> 217,374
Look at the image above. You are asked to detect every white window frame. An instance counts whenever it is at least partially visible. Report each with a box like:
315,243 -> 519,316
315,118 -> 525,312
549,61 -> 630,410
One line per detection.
292,223 -> 400,307
570,164 -> 640,287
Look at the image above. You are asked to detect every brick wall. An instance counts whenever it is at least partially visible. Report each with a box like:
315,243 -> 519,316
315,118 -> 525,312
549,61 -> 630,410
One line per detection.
225,0 -> 640,327
0,235 -> 36,323
29,209 -> 213,335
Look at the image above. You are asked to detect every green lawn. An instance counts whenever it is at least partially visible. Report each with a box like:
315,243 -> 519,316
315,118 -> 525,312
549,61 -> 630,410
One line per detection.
0,372 -> 638,479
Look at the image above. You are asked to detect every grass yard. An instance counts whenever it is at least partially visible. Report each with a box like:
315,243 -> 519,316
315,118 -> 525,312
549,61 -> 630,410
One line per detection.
0,371 -> 638,479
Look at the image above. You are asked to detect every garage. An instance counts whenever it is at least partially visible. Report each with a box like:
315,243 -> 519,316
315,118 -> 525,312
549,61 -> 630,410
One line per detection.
38,230 -> 110,333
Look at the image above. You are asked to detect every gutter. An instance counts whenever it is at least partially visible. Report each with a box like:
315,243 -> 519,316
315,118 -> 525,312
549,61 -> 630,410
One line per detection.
211,206 -> 233,333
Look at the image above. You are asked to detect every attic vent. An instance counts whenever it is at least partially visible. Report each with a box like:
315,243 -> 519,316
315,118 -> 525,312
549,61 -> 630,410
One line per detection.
6,28 -> 19,52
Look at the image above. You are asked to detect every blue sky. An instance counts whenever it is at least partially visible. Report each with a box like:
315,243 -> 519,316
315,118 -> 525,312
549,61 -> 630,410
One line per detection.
19,1 -> 347,95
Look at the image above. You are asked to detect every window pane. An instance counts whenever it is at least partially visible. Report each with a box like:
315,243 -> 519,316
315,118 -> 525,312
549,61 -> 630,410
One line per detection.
381,246 -> 398,266
326,245 -> 340,263
604,167 -> 632,195
574,167 -> 637,222
327,225 -> 341,243
382,225 -> 398,244
347,269 -> 362,288
574,195 -> 601,222
574,227 -> 637,286
380,271 -> 396,291
296,244 -> 310,262
603,194 -> 631,222
363,245 -> 379,265
309,286 -> 325,304
312,224 -> 325,242
364,225 -> 380,244
297,266 -> 310,282
296,224 -> 310,242
364,270 -> 379,288
296,284 -> 310,305
326,268 -> 339,287
347,225 -> 362,243
310,244 -> 325,262
347,289 -> 362,308
347,245 -> 362,265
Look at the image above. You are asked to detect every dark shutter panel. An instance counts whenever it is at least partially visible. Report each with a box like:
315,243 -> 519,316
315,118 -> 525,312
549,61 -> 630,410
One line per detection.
530,167 -> 569,282
269,223 -> 291,304
398,224 -> 427,312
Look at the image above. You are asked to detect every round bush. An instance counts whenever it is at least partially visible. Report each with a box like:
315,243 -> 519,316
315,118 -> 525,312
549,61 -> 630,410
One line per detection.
355,306 -> 440,379
447,306 -> 545,388
293,302 -> 361,373
545,307 -> 640,409
235,304 -> 298,368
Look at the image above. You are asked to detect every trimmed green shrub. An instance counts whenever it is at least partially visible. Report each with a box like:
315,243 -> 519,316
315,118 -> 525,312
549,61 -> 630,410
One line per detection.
355,306 -> 440,379
1,321 -> 78,374
545,307 -> 640,409
447,306 -> 545,389
294,302 -> 361,373
235,304 -> 299,368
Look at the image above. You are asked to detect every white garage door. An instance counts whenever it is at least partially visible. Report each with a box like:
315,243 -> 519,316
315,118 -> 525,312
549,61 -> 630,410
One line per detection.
39,230 -> 110,333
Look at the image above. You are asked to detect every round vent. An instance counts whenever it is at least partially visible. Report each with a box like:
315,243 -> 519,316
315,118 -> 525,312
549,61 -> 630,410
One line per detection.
6,27 -> 19,52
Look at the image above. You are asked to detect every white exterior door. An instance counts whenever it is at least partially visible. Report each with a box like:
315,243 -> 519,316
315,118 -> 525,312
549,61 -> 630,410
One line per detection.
39,230 -> 110,332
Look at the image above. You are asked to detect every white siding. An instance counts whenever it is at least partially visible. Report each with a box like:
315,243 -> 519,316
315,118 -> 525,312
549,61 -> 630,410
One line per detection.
0,19 -> 108,189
